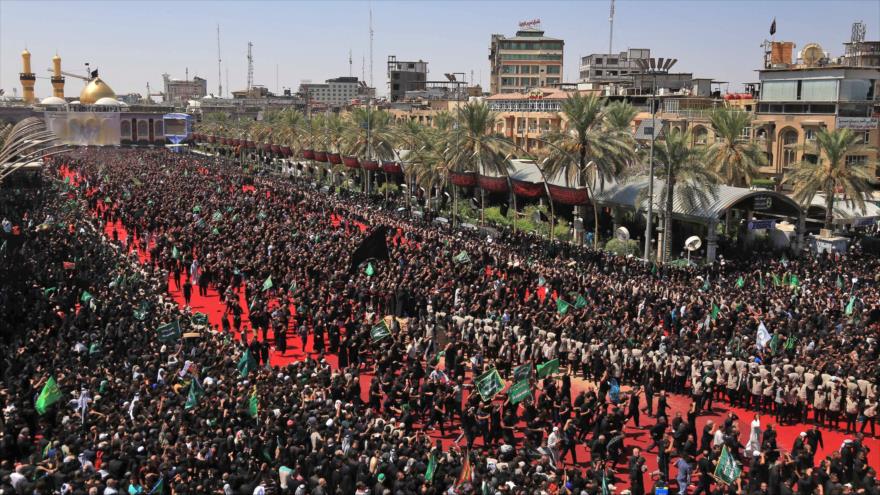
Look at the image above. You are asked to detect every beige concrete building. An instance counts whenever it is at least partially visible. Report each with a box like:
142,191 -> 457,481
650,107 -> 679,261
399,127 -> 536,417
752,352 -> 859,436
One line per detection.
489,25 -> 564,95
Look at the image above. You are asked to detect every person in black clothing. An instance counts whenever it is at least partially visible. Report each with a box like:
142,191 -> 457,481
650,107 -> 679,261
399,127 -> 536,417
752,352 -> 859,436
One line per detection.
182,277 -> 192,306
626,387 -> 642,428
629,447 -> 647,495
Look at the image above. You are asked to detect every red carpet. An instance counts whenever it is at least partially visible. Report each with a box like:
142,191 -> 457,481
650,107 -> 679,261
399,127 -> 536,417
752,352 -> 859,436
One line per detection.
66,165 -> 877,488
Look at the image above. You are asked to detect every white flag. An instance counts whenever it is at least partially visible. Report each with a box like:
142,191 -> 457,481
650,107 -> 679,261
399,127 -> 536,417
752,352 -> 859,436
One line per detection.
756,322 -> 771,349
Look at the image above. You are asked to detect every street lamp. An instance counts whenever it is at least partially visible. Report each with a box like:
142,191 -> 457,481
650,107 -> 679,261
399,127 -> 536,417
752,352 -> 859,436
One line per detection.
634,57 -> 677,262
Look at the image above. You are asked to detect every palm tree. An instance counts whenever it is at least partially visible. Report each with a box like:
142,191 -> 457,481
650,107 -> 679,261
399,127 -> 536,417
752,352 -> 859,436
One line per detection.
344,107 -> 396,193
445,101 -> 512,225
542,93 -> 635,246
647,128 -> 720,261
705,108 -> 767,187
783,128 -> 876,230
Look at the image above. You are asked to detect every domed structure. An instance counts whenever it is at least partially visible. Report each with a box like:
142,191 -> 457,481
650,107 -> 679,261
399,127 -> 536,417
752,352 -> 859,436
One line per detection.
79,77 -> 116,105
95,97 -> 120,106
40,96 -> 67,106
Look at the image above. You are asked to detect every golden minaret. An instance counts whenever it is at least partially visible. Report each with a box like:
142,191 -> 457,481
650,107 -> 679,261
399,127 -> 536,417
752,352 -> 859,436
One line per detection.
20,49 -> 36,103
51,54 -> 65,98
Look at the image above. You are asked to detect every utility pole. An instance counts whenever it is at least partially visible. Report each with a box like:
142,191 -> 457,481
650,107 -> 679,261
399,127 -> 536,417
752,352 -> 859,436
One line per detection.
217,24 -> 222,98
369,1 -> 374,89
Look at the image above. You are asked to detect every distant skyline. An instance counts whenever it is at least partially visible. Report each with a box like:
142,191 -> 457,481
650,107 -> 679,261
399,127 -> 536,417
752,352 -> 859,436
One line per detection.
1,0 -> 877,100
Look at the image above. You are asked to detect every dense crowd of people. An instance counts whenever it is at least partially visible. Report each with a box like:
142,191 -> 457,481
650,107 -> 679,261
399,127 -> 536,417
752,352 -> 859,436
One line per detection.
0,148 -> 877,495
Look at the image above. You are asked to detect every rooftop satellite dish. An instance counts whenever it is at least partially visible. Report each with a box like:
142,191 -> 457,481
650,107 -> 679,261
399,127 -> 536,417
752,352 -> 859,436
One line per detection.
615,226 -> 630,241
801,43 -> 824,66
685,235 -> 702,252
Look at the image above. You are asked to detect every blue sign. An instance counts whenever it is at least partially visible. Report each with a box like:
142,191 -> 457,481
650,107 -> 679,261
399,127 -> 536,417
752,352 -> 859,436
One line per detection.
748,219 -> 776,230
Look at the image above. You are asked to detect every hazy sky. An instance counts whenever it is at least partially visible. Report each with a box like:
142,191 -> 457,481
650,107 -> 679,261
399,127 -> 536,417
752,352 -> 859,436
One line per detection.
1,0 -> 877,99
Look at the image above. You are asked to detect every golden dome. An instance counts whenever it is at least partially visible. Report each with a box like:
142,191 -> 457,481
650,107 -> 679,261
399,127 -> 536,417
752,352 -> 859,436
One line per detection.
22,49 -> 30,56
52,54 -> 61,61
79,77 -> 116,105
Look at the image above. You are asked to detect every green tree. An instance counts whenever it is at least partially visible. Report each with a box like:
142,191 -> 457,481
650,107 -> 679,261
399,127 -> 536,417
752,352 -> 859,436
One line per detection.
542,93 -> 635,246
446,101 -> 512,224
783,128 -> 876,230
646,128 -> 720,261
705,108 -> 767,187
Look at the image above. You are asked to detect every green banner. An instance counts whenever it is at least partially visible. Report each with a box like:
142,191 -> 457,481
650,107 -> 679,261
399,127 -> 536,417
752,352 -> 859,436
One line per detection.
237,350 -> 258,378
156,320 -> 181,343
35,377 -> 63,415
453,251 -> 471,264
536,358 -> 559,379
475,368 -> 505,401
713,445 -> 742,485
512,362 -> 532,382
507,379 -> 532,404
370,321 -> 391,342
191,313 -> 209,326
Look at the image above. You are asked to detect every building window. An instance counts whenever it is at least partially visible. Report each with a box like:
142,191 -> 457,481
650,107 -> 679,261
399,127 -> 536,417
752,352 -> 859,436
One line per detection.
804,128 -> 817,141
546,65 -> 561,74
594,70 -> 603,76
780,129 -> 799,169
607,58 -> 618,65
595,58 -> 603,64
693,127 -> 708,146
845,155 -> 868,166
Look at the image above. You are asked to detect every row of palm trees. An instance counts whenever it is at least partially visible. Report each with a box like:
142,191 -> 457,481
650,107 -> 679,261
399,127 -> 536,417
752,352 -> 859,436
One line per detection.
194,94 -> 877,257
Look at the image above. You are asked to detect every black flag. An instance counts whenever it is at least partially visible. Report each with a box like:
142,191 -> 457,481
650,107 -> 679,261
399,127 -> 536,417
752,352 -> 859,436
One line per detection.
769,18 -> 776,36
499,202 -> 509,218
349,226 -> 390,273
91,69 -> 99,78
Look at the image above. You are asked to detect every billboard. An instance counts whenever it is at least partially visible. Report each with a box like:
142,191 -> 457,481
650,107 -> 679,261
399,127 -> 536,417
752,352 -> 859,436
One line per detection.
163,113 -> 192,145
45,111 -> 121,146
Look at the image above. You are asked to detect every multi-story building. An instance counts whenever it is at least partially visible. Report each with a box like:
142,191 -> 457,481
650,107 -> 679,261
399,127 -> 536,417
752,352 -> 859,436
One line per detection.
387,56 -> 428,102
489,24 -> 564,94
298,77 -> 373,107
578,48 -> 650,89
162,74 -> 207,102
486,88 -> 575,152
749,39 -> 880,182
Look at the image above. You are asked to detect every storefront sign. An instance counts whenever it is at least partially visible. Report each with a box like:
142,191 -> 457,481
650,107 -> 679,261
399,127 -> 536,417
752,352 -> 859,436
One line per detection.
836,117 -> 878,130
753,196 -> 773,210
748,219 -> 776,230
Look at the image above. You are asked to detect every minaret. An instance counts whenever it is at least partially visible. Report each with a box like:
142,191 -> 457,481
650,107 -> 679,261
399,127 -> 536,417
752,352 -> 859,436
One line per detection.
19,49 -> 36,103
51,53 -> 65,98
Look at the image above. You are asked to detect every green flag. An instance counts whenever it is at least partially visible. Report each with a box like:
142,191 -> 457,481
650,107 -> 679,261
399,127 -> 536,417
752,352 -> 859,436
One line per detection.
184,380 -> 204,410
211,211 -> 223,222
783,335 -> 797,351
262,276 -> 273,291
736,276 -> 744,289
191,312 -> 209,326
772,274 -> 781,287
789,275 -> 800,288
237,350 -> 258,378
845,296 -> 856,316
759,272 -> 765,290
35,377 -> 63,415
474,368 -> 505,401
248,386 -> 259,418
425,452 -> 438,482
536,358 -> 560,379
836,275 -> 844,289
556,299 -> 570,315
711,303 -> 721,321
507,379 -> 532,405
43,287 -> 57,296
149,477 -> 164,495
573,293 -> 587,309
171,246 -> 179,260
156,320 -> 181,343
512,362 -> 532,382
80,291 -> 93,303
701,277 -> 710,292
453,251 -> 471,264
537,276 -> 546,286
370,321 -> 391,342
364,262 -> 375,277
192,205 -> 201,213
713,445 -> 742,485
133,301 -> 150,321
601,472 -> 610,495
651,263 -> 658,275
769,334 -> 779,354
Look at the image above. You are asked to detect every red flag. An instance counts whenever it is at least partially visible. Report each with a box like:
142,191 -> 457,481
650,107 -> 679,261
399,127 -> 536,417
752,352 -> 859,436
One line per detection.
551,290 -> 558,301
63,261 -> 76,270
524,288 -> 531,302
456,451 -> 473,488
537,286 -> 547,303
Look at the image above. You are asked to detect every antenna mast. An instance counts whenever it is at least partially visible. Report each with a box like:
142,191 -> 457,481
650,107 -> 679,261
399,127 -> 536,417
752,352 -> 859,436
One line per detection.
247,41 -> 254,92
608,0 -> 615,55
217,24 -> 222,97
369,2 -> 374,88
349,49 -> 353,77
